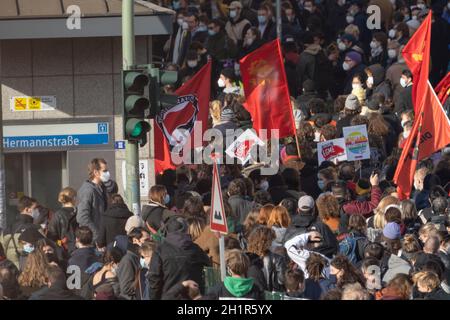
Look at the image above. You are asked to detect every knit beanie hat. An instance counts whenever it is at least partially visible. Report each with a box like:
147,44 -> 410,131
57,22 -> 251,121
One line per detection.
355,179 -> 371,195
383,222 -> 401,240
345,51 -> 362,64
345,94 -> 361,111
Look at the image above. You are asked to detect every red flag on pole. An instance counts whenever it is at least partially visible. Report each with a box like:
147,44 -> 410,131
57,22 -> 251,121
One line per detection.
239,39 -> 296,139
154,61 -> 211,175
435,72 -> 450,105
394,81 -> 450,199
401,12 -> 432,114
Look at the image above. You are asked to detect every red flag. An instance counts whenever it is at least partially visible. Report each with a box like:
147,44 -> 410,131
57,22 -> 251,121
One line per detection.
435,72 -> 450,105
239,39 -> 296,139
401,12 -> 432,114
154,61 -> 211,175
394,81 -> 450,199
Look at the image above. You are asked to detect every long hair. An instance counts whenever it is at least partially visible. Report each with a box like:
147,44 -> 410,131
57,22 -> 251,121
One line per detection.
18,249 -> 50,288
331,254 -> 366,289
306,253 -> 328,282
267,206 -> 291,228
258,204 -> 275,226
373,196 -> 400,229
247,226 -> 275,258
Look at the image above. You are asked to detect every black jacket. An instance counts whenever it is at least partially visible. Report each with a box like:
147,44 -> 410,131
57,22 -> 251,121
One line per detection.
343,63 -> 367,94
117,243 -> 141,300
206,281 -> 264,300
47,207 -> 78,252
29,282 -> 84,300
268,186 -> 293,206
142,204 -> 166,231
148,232 -> 211,300
247,252 -> 287,292
68,247 -> 101,273
282,214 -> 338,258
98,203 -> 133,248
395,85 -> 413,115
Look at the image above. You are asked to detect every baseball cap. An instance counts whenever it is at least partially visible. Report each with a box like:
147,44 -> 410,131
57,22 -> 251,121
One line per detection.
298,195 -> 315,211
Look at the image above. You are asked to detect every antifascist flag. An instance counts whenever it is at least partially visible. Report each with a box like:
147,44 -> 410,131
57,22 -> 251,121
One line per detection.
154,60 -> 211,175
394,81 -> 450,199
239,39 -> 296,139
435,72 -> 450,105
401,12 -> 432,114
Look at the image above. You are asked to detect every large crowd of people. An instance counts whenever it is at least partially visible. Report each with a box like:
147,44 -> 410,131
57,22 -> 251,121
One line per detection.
1,0 -> 450,300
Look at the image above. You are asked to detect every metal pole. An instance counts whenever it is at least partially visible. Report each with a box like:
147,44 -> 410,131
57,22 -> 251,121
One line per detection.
0,81 -> 6,231
123,0 -> 141,215
276,0 -> 282,40
219,235 -> 226,281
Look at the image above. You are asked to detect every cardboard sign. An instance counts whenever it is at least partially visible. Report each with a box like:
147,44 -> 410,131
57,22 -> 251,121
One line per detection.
317,138 -> 347,165
343,125 -> 371,161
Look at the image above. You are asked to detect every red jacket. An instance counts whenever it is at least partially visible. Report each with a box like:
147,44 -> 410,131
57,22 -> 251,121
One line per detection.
342,186 -> 382,217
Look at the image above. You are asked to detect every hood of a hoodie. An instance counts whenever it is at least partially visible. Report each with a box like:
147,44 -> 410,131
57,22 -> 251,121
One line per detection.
368,64 -> 385,86
304,44 -> 321,55
224,276 -> 254,297
165,232 -> 193,250
102,203 -> 132,219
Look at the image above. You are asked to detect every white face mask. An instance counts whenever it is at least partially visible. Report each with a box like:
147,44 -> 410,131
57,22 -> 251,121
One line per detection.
187,60 -> 198,68
346,15 -> 354,24
417,4 -> 425,10
366,76 -> 374,87
370,41 -> 379,49
259,180 -> 269,191
338,41 -> 347,51
400,77 -> 408,88
388,49 -> 397,59
342,62 -> 351,71
352,83 -> 362,90
217,78 -> 226,87
182,22 -> 189,30
403,131 -> 410,139
246,37 -> 255,46
388,29 -> 396,39
177,18 -> 184,27
229,10 -> 237,19
100,171 -> 110,183
31,208 -> 40,219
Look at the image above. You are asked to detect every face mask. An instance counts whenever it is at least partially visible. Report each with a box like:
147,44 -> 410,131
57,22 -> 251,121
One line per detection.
246,37 -> 255,46
346,15 -> 354,24
164,193 -> 171,205
258,15 -> 267,24
198,25 -> 207,32
177,18 -> 184,27
229,10 -> 237,19
447,3 -> 450,10
31,208 -> 40,219
412,15 -> 417,21
187,60 -> 198,68
404,14 -> 410,21
208,29 -> 216,36
318,180 -> 325,190
403,131 -> 410,139
366,76 -> 374,87
342,62 -> 351,71
388,49 -> 397,59
388,29 -> 396,39
100,170 -> 110,183
260,180 -> 269,191
401,120 -> 408,128
23,243 -> 35,254
182,22 -> 189,30
417,4 -> 425,10
370,41 -> 379,49
172,0 -> 180,10
304,6 -> 313,13
217,78 -> 226,88
352,83 -> 362,90
400,77 -> 408,88
314,131 -> 321,142
140,257 -> 147,269
338,41 -> 347,51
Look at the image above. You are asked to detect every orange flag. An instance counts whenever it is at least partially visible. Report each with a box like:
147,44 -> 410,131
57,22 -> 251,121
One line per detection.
239,39 -> 296,139
401,12 -> 432,114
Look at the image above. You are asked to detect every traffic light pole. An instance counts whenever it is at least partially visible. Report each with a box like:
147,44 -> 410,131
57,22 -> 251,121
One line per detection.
122,0 -> 141,215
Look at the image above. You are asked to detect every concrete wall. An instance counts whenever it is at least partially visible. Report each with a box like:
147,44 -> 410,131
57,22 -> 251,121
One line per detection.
0,35 -> 155,202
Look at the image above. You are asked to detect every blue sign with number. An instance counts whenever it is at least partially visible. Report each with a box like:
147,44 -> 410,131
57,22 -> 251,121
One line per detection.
115,141 -> 126,150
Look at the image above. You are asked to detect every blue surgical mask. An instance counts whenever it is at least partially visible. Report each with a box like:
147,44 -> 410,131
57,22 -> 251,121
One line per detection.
208,29 -> 217,36
172,0 -> 180,10
318,180 -> 325,190
164,194 -> 171,205
198,24 -> 207,32
23,243 -> 35,254
258,15 -> 267,24
140,257 -> 147,269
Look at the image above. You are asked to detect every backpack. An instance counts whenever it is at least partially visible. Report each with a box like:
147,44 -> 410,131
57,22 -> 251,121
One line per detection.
339,233 -> 367,264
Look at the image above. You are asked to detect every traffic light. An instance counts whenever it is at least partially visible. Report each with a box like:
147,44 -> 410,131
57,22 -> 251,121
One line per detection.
146,66 -> 179,118
122,69 -> 150,146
